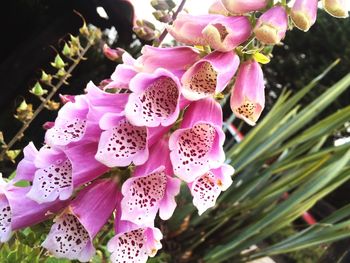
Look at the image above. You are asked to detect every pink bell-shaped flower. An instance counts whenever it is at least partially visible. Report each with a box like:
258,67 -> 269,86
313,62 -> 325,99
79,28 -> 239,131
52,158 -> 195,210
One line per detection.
209,0 -> 230,15
0,177 -> 66,243
291,0 -> 318,32
169,98 -> 225,183
168,13 -> 251,51
25,142 -> 108,204
254,6 -> 288,45
230,60 -> 265,126
107,202 -> 163,263
181,51 -> 239,101
42,179 -> 119,262
221,0 -> 268,14
189,164 -> 234,215
121,137 -> 181,226
125,68 -> 182,127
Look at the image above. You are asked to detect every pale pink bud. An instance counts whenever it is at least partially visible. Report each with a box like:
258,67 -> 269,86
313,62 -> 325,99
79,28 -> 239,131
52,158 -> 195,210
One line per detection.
230,60 -> 265,126
291,0 -> 318,32
254,6 -> 288,45
322,0 -> 349,18
102,44 -> 125,62
221,0 -> 267,14
209,0 -> 230,16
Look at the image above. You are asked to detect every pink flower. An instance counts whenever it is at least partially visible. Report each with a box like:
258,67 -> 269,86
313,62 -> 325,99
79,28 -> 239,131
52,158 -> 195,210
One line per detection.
26,142 -> 108,204
0,177 -> 66,243
107,210 -> 162,263
167,13 -> 220,46
202,16 -> 252,52
125,68 -> 181,127
168,13 -> 251,52
254,6 -> 288,45
45,82 -> 128,147
181,51 -> 239,101
95,112 -> 149,167
221,0 -> 268,14
169,98 -> 225,183
42,179 -> 119,262
139,45 -> 201,74
14,142 -> 38,182
230,60 -> 265,126
106,46 -> 201,90
291,0 -> 318,32
121,137 -> 181,225
102,44 -> 125,62
322,0 -> 349,18
45,95 -> 90,146
189,164 -> 234,215
209,0 -> 230,15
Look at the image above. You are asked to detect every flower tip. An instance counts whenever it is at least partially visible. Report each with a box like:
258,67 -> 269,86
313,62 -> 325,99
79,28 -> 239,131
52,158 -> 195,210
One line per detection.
254,24 -> 281,45
291,11 -> 312,32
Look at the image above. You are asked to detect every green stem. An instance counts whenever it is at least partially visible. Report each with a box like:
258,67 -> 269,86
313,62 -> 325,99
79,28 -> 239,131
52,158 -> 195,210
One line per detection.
0,42 -> 93,161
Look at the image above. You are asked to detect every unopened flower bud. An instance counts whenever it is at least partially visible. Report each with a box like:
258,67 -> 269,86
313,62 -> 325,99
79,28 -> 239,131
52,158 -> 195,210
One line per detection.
103,44 -> 125,62
59,94 -> 76,104
209,0 -> 230,15
221,0 -> 267,14
62,43 -> 72,56
153,10 -> 172,23
40,70 -> 52,84
50,54 -> 66,69
42,121 -> 55,130
45,100 -> 60,111
134,20 -> 157,41
322,0 -> 349,18
15,100 -> 33,123
254,6 -> 288,45
291,0 -> 318,32
151,0 -> 175,10
30,82 -> 48,96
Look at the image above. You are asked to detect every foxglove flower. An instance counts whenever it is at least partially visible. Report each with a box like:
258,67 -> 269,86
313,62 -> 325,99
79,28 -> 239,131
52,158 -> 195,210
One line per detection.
221,0 -> 267,14
0,177 -> 66,243
209,0 -> 230,16
322,0 -> 349,18
254,6 -> 288,45
45,95 -> 90,146
168,14 -> 251,51
189,164 -> 234,215
27,142 -> 108,204
181,51 -> 239,101
108,210 -> 162,263
139,45 -> 201,74
121,137 -> 181,225
230,60 -> 265,126
202,16 -> 252,52
14,142 -> 38,182
42,179 -> 119,262
125,68 -> 181,127
107,52 -> 140,89
291,0 -> 318,32
167,13 -> 221,46
169,98 -> 225,183
95,112 -> 148,167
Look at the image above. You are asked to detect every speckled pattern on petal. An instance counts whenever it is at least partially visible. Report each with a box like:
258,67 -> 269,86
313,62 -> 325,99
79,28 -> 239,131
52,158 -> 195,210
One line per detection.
185,62 -> 217,96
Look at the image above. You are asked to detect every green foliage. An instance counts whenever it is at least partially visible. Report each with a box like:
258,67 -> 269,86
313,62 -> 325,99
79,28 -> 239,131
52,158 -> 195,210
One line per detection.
166,63 -> 350,262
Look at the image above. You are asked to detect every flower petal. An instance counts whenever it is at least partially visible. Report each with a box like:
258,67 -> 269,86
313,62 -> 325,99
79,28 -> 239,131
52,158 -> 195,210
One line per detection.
96,114 -> 149,167
125,69 -> 181,127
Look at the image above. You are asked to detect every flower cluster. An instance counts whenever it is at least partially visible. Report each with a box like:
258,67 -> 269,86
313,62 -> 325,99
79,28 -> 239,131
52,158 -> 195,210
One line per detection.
0,0 -> 348,262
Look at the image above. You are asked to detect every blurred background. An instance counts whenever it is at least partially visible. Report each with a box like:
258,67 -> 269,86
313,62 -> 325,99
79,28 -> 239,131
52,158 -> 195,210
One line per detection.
0,1 -> 349,262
